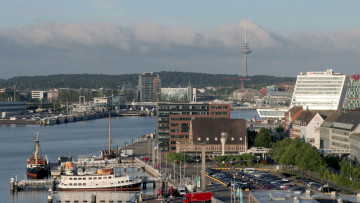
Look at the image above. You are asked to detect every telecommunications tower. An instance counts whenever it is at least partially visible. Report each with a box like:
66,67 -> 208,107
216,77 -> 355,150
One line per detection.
240,19 -> 251,77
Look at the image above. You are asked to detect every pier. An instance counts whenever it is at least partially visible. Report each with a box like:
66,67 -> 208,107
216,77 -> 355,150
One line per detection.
10,178 -> 56,191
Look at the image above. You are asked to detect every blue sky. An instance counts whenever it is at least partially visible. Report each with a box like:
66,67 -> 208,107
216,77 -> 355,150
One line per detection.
1,0 -> 360,78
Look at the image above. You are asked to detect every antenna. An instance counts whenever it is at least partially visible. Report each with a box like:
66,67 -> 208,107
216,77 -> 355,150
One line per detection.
241,19 -> 252,77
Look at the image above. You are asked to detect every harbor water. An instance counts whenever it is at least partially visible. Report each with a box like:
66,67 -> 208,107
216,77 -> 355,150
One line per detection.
0,110 -> 257,203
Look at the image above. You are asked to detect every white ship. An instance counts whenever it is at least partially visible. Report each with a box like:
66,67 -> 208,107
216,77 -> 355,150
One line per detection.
58,168 -> 141,191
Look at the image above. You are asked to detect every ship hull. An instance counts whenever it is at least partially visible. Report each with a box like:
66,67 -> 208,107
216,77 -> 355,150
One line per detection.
26,166 -> 48,179
59,184 -> 141,191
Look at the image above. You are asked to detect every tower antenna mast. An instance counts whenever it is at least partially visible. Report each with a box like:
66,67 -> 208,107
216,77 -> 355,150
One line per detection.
241,19 -> 251,77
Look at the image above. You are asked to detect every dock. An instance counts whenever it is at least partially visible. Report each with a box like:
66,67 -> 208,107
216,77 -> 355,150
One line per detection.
10,178 -> 56,191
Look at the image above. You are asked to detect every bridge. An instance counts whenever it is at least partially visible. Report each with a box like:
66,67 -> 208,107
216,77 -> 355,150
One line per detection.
318,148 -> 350,155
244,147 -> 270,159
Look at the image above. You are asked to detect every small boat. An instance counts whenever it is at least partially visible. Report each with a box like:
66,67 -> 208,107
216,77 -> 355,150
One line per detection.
26,132 -> 49,179
58,168 -> 141,191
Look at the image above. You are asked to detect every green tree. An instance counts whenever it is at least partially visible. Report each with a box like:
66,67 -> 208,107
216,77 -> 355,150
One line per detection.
166,152 -> 191,164
275,125 -> 284,137
253,128 -> 275,148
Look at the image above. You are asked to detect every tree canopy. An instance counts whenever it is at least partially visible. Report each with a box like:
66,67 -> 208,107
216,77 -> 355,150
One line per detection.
0,72 -> 295,89
253,128 -> 275,148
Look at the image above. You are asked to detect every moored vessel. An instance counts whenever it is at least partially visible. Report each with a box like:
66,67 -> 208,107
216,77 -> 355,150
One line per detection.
26,132 -> 49,179
58,168 -> 141,191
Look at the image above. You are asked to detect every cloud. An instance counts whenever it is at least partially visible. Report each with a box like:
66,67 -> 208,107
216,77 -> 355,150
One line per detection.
0,20 -> 360,79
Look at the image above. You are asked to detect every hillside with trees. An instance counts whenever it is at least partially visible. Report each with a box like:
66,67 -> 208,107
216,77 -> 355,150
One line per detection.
0,71 -> 295,89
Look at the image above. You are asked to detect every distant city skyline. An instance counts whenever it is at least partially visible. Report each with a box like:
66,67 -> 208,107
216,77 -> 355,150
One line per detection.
1,1 -> 360,79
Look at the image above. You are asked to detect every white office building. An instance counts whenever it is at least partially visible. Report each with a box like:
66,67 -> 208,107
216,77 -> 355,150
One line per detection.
291,69 -> 347,110
31,91 -> 47,100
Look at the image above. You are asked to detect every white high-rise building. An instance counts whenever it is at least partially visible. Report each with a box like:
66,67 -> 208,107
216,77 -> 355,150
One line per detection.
291,69 -> 347,110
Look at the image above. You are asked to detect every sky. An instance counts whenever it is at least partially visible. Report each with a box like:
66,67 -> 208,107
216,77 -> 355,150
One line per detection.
1,0 -> 360,79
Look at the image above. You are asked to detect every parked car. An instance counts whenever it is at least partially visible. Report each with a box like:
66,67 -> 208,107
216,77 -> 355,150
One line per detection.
320,187 -> 337,193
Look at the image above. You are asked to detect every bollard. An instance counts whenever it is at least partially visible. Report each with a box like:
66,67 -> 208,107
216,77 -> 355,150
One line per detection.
139,191 -> 142,202
91,194 -> 96,203
51,178 -> 56,191
10,178 -> 15,191
48,196 -> 53,203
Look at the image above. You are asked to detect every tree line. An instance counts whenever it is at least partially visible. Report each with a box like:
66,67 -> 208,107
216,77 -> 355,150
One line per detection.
0,72 -> 295,89
269,137 -> 360,191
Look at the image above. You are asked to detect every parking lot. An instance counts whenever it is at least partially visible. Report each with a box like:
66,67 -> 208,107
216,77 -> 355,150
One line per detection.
205,167 -> 338,195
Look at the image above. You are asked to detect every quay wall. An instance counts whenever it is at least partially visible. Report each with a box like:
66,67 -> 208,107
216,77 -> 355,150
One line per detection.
0,119 -> 37,125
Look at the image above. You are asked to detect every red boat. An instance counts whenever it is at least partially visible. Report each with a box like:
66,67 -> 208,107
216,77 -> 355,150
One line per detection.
26,132 -> 49,179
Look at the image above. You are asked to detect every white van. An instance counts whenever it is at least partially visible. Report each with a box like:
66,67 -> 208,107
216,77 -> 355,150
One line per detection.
243,168 -> 256,174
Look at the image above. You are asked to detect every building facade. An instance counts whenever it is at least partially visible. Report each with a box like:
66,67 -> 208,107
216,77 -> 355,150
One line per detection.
266,85 -> 279,96
176,118 -> 248,155
47,89 -> 58,101
156,103 -> 231,152
319,112 -> 341,149
161,85 -> 193,102
350,133 -> 360,164
31,91 -> 47,100
138,72 -> 161,102
292,110 -> 317,139
304,113 -> 325,148
320,112 -> 360,151
344,74 -> 360,110
291,69 -> 347,110
284,106 -> 303,137
0,101 -> 27,118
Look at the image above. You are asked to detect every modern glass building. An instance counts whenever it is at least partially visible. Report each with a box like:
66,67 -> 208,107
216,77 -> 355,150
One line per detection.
344,74 -> 360,110
156,103 -> 230,152
138,72 -> 161,102
291,69 -> 347,110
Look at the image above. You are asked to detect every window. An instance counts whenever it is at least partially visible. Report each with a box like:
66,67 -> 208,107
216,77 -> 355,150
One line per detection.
103,177 -> 107,179
74,178 -> 77,180
69,183 -> 72,186
83,178 -> 86,180
74,183 -> 77,186
98,177 -> 102,180
93,177 -> 97,180
83,183 -> 86,186
69,178 -> 73,180
108,176 -> 111,179
89,177 -> 92,180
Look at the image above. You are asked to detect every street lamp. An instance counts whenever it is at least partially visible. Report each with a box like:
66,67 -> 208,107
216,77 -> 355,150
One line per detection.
233,174 -> 236,202
183,146 -> 190,180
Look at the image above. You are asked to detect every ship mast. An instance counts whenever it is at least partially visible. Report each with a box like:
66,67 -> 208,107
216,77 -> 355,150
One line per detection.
108,113 -> 111,155
34,131 -> 39,164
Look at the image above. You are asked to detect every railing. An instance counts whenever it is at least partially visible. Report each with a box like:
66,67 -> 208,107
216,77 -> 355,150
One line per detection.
318,148 -> 350,154
135,157 -> 161,177
247,147 -> 270,153
17,179 -> 52,187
